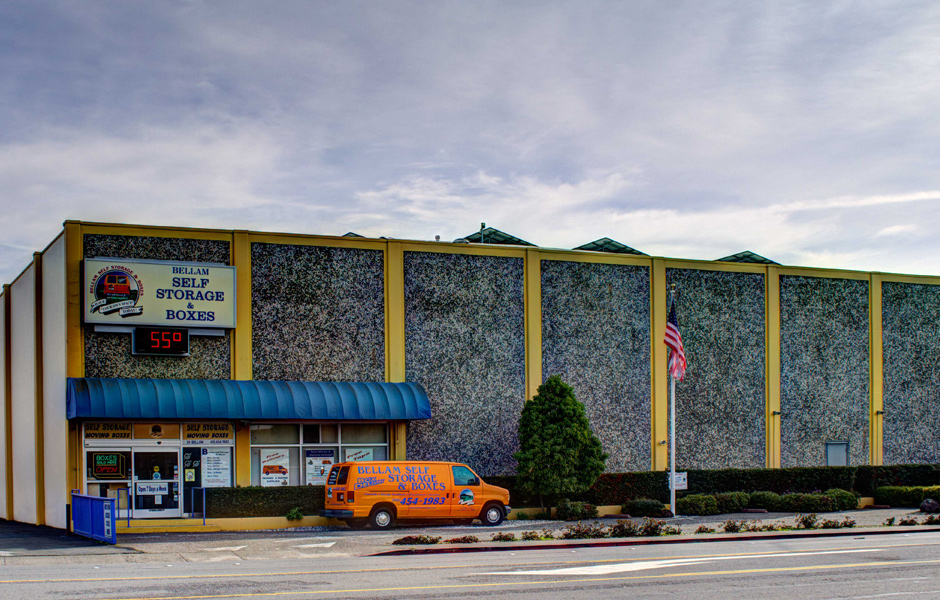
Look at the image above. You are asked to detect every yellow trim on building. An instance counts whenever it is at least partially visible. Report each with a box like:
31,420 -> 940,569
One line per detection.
32,253 -> 45,525
64,223 -> 84,379
765,266 -> 781,468
399,241 -> 528,258
231,231 -> 252,381
869,273 -> 884,466
877,273 -> 940,285
385,241 -> 407,460
663,259 -> 768,274
650,258 -> 668,470
76,221 -> 234,242
234,425 -> 251,487
247,232 -> 387,251
537,250 -> 652,267
777,266 -> 871,281
524,249 -> 543,400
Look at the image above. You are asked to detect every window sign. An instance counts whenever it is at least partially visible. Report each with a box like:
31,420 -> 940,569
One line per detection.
305,449 -> 334,485
83,258 -> 236,328
260,449 -> 290,486
84,422 -> 132,440
91,452 -> 128,479
202,447 -> 232,487
183,423 -> 234,445
345,448 -> 373,462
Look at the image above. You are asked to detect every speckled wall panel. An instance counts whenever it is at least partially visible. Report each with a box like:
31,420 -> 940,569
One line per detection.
541,260 -> 651,472
780,276 -> 869,467
665,269 -> 766,470
251,243 -> 385,382
83,234 -> 232,379
404,252 -> 526,476
882,282 -> 940,464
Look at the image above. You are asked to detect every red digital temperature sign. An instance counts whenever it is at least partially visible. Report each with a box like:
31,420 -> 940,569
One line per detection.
132,327 -> 190,356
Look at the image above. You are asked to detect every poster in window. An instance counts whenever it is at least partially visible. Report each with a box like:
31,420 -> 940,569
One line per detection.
202,447 -> 232,487
260,449 -> 290,486
345,448 -> 373,462
305,449 -> 334,485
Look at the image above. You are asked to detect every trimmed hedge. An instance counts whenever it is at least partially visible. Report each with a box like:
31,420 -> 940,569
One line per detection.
623,498 -> 665,517
875,485 -> 940,508
206,486 -> 324,518
556,499 -> 598,521
856,465 -> 940,496
715,492 -> 750,514
779,493 -> 836,513
824,488 -> 860,511
748,491 -> 781,511
676,494 -> 719,516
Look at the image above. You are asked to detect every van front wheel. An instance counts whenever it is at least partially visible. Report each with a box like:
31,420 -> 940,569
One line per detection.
369,506 -> 396,530
481,503 -> 504,526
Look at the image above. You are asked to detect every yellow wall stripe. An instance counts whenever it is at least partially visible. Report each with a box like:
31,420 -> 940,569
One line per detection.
650,258 -> 667,470
869,273 -> 884,465
524,249 -> 542,401
765,266 -> 781,468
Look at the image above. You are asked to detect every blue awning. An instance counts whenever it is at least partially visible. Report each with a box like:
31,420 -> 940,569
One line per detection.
67,378 -> 432,421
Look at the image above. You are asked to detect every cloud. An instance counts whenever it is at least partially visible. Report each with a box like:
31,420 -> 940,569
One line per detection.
874,224 -> 918,238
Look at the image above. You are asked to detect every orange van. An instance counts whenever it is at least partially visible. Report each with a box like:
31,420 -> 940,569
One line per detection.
319,461 -> 511,529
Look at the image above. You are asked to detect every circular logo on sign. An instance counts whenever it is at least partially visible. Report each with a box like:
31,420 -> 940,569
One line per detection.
459,488 -> 475,505
89,267 -> 144,317
150,424 -> 164,438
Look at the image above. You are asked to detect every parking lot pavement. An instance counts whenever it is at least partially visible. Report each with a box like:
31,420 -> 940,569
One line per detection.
1,508 -> 931,565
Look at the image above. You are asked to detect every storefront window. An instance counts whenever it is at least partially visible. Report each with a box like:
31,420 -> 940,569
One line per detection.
250,424 -> 299,445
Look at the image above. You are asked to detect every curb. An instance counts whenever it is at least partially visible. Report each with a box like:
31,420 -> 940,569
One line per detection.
372,525 -> 940,556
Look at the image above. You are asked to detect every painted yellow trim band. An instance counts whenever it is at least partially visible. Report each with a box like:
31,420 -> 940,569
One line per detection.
524,248 -> 542,401
765,266 -> 781,468
870,273 -> 884,465
650,258 -> 668,470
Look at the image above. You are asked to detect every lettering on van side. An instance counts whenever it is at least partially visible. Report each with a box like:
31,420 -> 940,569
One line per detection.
355,477 -> 385,489
398,496 -> 445,506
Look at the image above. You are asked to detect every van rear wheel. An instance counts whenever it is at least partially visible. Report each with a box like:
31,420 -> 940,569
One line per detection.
481,503 -> 504,526
369,506 -> 396,530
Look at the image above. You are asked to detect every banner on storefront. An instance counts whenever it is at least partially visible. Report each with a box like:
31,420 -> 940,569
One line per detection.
183,423 -> 234,445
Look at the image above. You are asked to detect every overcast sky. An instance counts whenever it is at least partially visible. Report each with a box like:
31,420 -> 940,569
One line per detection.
2,1 -> 940,282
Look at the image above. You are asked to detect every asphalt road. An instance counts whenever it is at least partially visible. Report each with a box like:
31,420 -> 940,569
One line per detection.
2,529 -> 940,599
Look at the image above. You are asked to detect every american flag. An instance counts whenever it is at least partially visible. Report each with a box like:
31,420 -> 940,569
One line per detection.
664,299 -> 686,381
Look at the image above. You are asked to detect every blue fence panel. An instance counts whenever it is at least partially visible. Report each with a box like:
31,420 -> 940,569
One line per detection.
71,492 -> 117,544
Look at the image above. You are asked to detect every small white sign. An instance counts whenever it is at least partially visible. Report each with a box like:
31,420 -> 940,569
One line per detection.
103,502 -> 113,539
136,482 -> 169,496
669,472 -> 688,491
260,449 -> 290,486
345,448 -> 373,462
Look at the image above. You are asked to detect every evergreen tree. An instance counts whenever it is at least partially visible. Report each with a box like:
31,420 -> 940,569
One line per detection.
513,375 -> 608,508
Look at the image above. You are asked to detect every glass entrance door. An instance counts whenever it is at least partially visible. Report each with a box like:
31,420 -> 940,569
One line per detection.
133,449 -> 181,518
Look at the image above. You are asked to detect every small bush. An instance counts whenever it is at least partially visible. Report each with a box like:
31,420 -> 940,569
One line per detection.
491,532 -> 517,542
695,525 -> 715,534
445,535 -> 479,544
741,520 -> 763,532
883,517 -> 896,526
720,520 -> 743,533
609,519 -> 641,538
624,498 -> 665,518
662,524 -> 682,535
795,513 -> 819,529
285,507 -> 304,521
819,518 -> 842,529
748,491 -> 782,511
923,514 -> 940,525
824,488 -> 860,511
513,512 -> 532,520
392,535 -> 441,545
676,494 -> 719,516
841,517 -> 856,528
556,499 -> 599,521
780,493 -> 836,513
899,515 -> 919,526
521,530 -> 551,541
640,518 -> 666,537
560,521 -> 608,539
715,492 -> 750,514
759,522 -> 785,532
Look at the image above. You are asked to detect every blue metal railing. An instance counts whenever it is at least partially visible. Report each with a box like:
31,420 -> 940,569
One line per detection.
71,491 -> 117,544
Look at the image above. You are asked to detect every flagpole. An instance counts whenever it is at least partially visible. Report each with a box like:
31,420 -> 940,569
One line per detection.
670,372 -> 677,517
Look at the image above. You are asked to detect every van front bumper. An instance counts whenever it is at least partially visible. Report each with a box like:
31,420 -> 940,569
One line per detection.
319,510 -> 355,519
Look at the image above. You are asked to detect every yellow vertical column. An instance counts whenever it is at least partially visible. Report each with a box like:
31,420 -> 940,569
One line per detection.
765,266 -> 781,468
385,242 -> 407,460
651,259 -> 668,470
869,274 -> 884,465
231,231 -> 253,485
2,285 -> 12,520
33,253 -> 45,525
524,249 -> 542,401
63,223 -> 83,518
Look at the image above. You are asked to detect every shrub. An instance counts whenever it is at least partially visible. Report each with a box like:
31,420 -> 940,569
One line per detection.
445,535 -> 479,544
923,514 -> 940,525
285,507 -> 304,521
624,498 -> 666,518
206,486 -> 323,518
556,499 -> 598,521
779,493 -> 836,513
899,515 -> 919,526
609,520 -> 641,538
585,471 -> 669,505
640,518 -> 666,536
819,518 -> 843,529
695,525 -> 715,534
875,486 -> 925,507
676,494 -> 719,516
521,530 -> 554,541
392,535 -> 440,545
685,466 -> 856,496
883,517 -> 896,526
796,513 -> 819,529
491,532 -> 517,542
721,520 -> 743,533
514,376 -> 607,507
824,488 -> 860,511
759,522 -> 784,532
560,521 -> 608,539
715,492 -> 750,514
856,464 -> 940,496
662,524 -> 683,535
741,521 -> 763,532
748,491 -> 782,511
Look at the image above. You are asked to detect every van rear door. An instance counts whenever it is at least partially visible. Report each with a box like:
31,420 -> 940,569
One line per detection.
326,465 -> 350,506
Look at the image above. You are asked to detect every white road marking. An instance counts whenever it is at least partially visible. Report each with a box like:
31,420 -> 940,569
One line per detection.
292,542 -> 337,548
202,546 -> 247,552
485,548 -> 880,576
